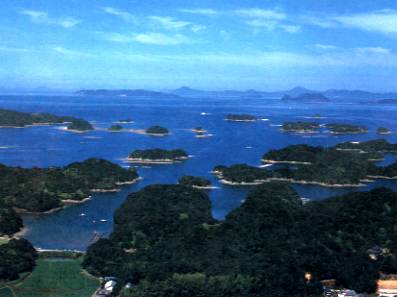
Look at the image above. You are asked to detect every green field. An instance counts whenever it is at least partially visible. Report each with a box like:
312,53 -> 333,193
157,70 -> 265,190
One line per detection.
0,257 -> 99,297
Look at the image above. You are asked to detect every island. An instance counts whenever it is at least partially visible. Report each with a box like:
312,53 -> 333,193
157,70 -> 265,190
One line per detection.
118,119 -> 132,123
83,183 -> 397,297
0,108 -> 89,129
325,123 -> 368,134
145,125 -> 169,136
126,149 -> 188,164
191,127 -> 207,133
0,158 -> 139,237
225,114 -> 257,122
281,121 -> 320,133
108,124 -> 123,131
67,118 -> 94,132
213,140 -> 397,187
76,89 -> 180,99
281,93 -> 330,103
378,127 -> 391,134
178,175 -> 212,189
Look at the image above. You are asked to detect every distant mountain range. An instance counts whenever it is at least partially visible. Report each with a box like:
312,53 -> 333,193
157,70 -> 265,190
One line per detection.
170,86 -> 397,101
76,89 -> 179,98
70,86 -> 397,102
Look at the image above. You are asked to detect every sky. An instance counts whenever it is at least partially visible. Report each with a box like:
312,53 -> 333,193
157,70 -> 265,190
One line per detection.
1,0 -> 397,91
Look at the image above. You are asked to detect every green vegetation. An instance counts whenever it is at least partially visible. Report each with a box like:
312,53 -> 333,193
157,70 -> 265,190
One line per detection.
225,114 -> 257,121
325,123 -> 368,134
0,208 -> 23,236
84,183 -> 397,296
1,256 -> 99,297
0,158 -> 138,214
214,140 -> 397,186
378,127 -> 391,134
128,149 -> 188,161
0,108 -> 78,127
108,124 -> 123,131
0,239 -> 37,281
179,176 -> 212,188
282,122 -> 320,133
145,125 -> 169,135
67,119 -> 93,131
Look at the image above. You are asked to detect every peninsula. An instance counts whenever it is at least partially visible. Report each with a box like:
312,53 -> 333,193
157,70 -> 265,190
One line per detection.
127,149 -> 188,163
83,183 -> 397,297
0,159 -> 139,235
0,108 -> 91,131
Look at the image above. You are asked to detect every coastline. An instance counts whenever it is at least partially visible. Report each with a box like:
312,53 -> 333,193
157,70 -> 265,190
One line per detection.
262,159 -> 312,165
125,157 -> 188,164
218,177 -> 364,188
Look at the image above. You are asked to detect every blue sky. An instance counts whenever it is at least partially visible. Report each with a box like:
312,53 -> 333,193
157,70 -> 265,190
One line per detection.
1,0 -> 397,91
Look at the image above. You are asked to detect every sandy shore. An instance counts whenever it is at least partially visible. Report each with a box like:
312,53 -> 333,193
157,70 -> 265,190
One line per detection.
262,159 -> 312,165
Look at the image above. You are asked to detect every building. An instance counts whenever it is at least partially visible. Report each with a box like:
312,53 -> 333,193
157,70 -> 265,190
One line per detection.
377,279 -> 397,297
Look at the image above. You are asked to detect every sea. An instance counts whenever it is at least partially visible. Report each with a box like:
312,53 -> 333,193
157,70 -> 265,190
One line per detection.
1,94 -> 397,251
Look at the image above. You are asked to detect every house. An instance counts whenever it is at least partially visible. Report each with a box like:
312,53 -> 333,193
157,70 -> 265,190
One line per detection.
104,280 -> 117,293
377,279 -> 397,297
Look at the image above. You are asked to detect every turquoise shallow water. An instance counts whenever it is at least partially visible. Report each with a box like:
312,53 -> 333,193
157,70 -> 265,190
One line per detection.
1,95 -> 397,250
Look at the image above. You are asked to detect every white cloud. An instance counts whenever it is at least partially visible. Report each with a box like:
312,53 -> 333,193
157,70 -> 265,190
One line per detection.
280,25 -> 301,33
332,10 -> 397,34
234,8 -> 286,20
20,9 -> 80,28
355,47 -> 390,55
149,16 -> 191,30
179,8 -> 219,16
53,46 -> 95,57
313,44 -> 339,50
0,46 -> 31,53
149,16 -> 206,32
133,32 -> 193,45
100,31 -> 194,45
101,7 -> 138,23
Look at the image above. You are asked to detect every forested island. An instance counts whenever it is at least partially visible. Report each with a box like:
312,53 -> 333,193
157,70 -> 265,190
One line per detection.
178,176 -> 212,189
108,124 -> 123,131
213,140 -> 397,187
83,183 -> 397,296
0,108 -> 92,131
282,121 -> 320,133
0,159 -> 139,236
378,127 -> 391,134
66,118 -> 94,132
127,149 -> 188,163
225,114 -> 257,122
145,125 -> 169,136
325,123 -> 368,134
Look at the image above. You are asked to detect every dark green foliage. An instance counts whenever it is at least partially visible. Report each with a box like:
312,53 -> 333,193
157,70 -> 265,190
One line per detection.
216,140 -> 397,185
326,123 -> 368,134
67,118 -> 93,131
0,159 -> 138,213
225,114 -> 257,121
282,122 -> 320,132
335,139 -> 397,153
128,149 -> 188,160
0,208 -> 23,236
178,176 -> 211,187
0,239 -> 37,281
378,127 -> 391,134
108,124 -> 123,131
85,183 -> 397,296
145,126 -> 169,134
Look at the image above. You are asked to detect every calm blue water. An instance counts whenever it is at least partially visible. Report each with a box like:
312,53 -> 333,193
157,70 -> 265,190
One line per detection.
1,95 -> 397,250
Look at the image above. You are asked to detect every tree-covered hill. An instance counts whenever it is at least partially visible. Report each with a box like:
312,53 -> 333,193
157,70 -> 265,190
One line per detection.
84,183 -> 397,296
